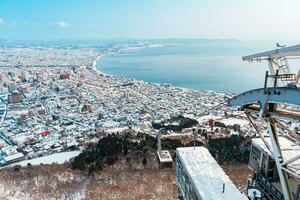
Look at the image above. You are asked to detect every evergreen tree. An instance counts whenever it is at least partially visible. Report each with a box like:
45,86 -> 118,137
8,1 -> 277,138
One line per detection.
142,157 -> 148,167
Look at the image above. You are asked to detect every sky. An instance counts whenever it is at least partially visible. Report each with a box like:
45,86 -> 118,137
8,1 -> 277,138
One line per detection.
0,0 -> 300,40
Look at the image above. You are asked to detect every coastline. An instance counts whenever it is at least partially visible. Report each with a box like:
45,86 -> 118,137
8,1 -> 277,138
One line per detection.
92,55 -> 102,70
87,41 -> 266,93
91,44 -> 165,79
90,53 -> 230,96
91,54 -> 110,76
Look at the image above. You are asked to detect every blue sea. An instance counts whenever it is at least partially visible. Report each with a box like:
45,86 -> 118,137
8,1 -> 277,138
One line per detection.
98,39 -> 278,93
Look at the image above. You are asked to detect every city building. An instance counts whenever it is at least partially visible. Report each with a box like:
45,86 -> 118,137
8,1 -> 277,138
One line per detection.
0,146 -> 25,165
60,73 -> 70,80
3,152 -> 25,165
8,92 -> 22,104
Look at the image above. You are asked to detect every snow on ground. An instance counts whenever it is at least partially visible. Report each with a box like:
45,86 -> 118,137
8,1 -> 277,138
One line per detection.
197,115 -> 222,123
220,118 -> 249,126
2,151 -> 81,168
106,126 -> 129,133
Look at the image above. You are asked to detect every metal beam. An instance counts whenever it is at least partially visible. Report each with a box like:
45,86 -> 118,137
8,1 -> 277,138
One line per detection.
270,59 -> 292,83
228,87 -> 300,109
267,118 -> 293,200
281,167 -> 300,183
295,70 -> 300,85
245,111 -> 272,151
273,118 -> 300,141
268,59 -> 276,75
282,154 -> 300,166
243,44 -> 300,61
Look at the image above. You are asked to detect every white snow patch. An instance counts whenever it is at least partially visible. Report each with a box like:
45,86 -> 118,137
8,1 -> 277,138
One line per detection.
2,151 -> 81,168
219,118 -> 249,126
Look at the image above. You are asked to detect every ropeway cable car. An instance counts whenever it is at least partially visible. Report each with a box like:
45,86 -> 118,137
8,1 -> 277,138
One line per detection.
228,44 -> 300,200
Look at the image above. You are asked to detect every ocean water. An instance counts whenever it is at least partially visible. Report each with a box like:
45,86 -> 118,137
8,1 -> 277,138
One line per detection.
98,40 -> 277,93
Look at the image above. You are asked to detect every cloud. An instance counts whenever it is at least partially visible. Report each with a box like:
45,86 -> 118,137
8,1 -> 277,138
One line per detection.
0,18 -> 15,28
54,21 -> 71,28
0,17 -> 5,26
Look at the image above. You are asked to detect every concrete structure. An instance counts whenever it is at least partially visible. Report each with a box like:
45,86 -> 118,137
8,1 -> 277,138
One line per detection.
176,147 -> 247,200
157,150 -> 173,169
157,129 -> 173,169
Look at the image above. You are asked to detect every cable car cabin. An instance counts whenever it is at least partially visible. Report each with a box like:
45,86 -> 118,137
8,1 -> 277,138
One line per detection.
248,137 -> 300,200
176,147 -> 247,200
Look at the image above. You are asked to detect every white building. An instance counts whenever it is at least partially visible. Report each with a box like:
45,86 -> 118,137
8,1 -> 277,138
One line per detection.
176,147 -> 247,200
3,152 -> 25,164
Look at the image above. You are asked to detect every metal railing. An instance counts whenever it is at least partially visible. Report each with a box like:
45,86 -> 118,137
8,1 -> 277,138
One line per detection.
255,172 -> 285,200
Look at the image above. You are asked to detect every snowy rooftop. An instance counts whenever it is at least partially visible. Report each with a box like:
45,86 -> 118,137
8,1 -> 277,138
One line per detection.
176,147 -> 247,200
157,150 -> 173,163
252,137 -> 300,175
3,152 -> 24,162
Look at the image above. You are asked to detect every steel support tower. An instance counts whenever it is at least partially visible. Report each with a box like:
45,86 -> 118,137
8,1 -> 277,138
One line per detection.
229,44 -> 300,200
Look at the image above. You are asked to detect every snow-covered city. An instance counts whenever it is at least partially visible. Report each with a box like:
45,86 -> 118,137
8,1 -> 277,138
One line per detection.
0,1 -> 300,199
0,46 -> 256,168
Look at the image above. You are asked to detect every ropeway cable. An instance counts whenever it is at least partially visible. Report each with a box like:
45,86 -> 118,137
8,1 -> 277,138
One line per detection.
198,101 -> 228,116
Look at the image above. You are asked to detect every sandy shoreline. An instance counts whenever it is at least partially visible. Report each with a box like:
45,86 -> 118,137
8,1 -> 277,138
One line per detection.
92,55 -> 102,70
90,44 -> 164,78
91,54 -> 111,76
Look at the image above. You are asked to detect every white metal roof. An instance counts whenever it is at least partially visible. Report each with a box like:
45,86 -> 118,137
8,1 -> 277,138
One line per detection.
3,152 -> 24,162
176,147 -> 248,200
243,44 -> 300,61
252,137 -> 300,176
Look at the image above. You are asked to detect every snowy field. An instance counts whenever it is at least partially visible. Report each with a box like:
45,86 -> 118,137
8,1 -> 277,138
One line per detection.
220,118 -> 249,126
197,115 -> 249,127
1,151 -> 81,168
